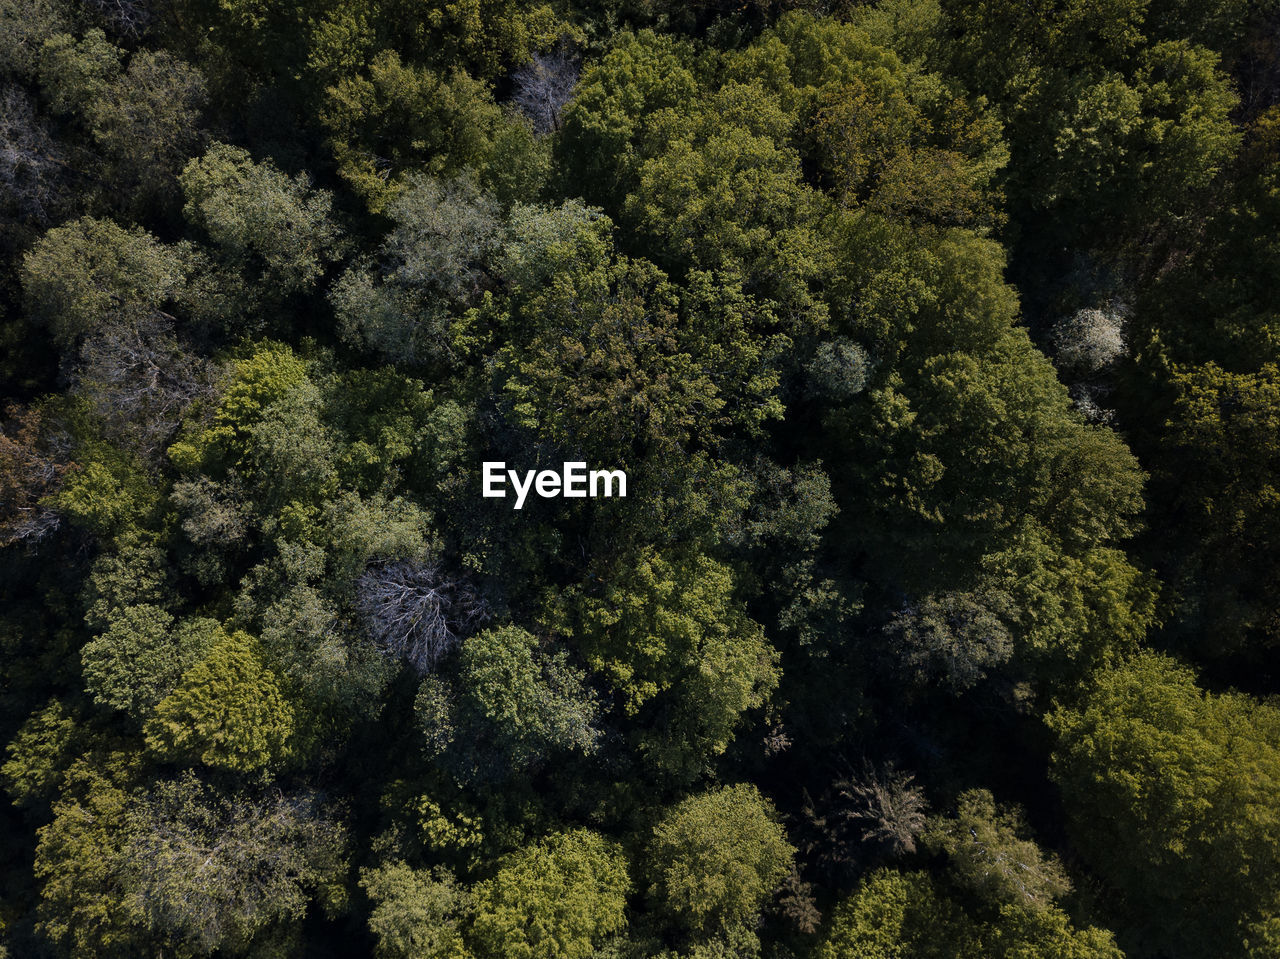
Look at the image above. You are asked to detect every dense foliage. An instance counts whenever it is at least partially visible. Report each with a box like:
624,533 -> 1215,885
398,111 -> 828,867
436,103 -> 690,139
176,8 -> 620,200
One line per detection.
1,0 -> 1278,955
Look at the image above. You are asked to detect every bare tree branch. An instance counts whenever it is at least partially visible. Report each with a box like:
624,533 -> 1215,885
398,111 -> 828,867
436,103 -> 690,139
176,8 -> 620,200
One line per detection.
511,49 -> 579,135
357,560 -> 489,673
76,311 -> 220,458
0,85 -> 69,225
0,403 -> 72,548
84,0 -> 155,40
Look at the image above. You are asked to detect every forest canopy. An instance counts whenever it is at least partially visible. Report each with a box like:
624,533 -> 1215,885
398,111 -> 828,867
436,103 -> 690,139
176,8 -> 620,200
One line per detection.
1,0 -> 1279,956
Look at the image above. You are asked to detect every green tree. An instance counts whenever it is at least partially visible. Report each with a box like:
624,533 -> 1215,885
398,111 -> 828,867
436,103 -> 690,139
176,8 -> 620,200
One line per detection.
816,868 -> 1122,959
38,29 -> 207,211
646,784 -> 794,935
33,762 -> 144,959
320,51 -> 515,212
836,325 -> 1145,591
123,773 -> 348,955
81,608 -> 216,719
816,869 -> 981,959
565,548 -> 778,778
2,699 -> 81,809
361,861 -> 471,959
180,142 -> 343,296
449,625 -> 599,780
22,217 -> 192,348
557,30 -> 699,211
1049,652 -> 1280,958
922,789 -> 1071,914
0,0 -> 76,77
470,829 -> 629,959
729,12 -> 1007,229
884,588 -> 1016,692
1157,362 -> 1280,650
48,447 -> 160,543
331,174 -> 504,366
169,341 -> 310,474
144,629 -> 294,772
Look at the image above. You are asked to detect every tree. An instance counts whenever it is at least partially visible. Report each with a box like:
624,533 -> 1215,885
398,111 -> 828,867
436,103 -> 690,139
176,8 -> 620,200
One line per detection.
806,338 -> 873,400
0,402 -> 71,547
180,142 -> 342,296
451,625 -> 600,779
845,329 -> 1145,574
22,216 -> 191,348
511,48 -> 578,134
801,762 -> 929,878
497,198 -> 609,290
81,609 -> 216,719
373,0 -> 561,81
495,231 -> 782,499
883,588 -> 1016,692
565,548 -> 778,778
497,255 -> 721,468
168,342 -> 310,475
38,30 -> 206,212
646,784 -> 794,934
33,762 -> 144,959
731,13 -> 1007,229
922,789 -> 1072,914
81,532 -> 174,630
816,869 -> 980,959
320,51 -> 508,212
2,698 -> 81,809
79,46 -> 207,210
557,30 -> 699,210
1051,306 -> 1127,376
815,868 -> 1122,959
84,0 -> 152,41
620,80 -> 834,333
0,85 -> 69,230
1158,363 -> 1280,650
357,560 -> 489,673
0,0 -> 75,77
124,773 -> 348,955
942,0 -> 1239,259
48,448 -> 159,543
144,629 -> 295,772
470,829 -> 629,959
331,175 -> 504,365
361,861 -> 471,959
1049,652 -> 1280,958
377,175 -> 504,303
168,475 -> 251,586
831,304 -> 1155,687
1131,105 -> 1280,373
76,310 -> 218,457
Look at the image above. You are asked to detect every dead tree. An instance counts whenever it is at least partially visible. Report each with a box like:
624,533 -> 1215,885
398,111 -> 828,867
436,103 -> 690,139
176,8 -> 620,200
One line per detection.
0,86 -> 68,226
77,311 -> 218,458
511,49 -> 580,134
0,404 -> 72,547
356,560 -> 489,673
84,0 -> 155,40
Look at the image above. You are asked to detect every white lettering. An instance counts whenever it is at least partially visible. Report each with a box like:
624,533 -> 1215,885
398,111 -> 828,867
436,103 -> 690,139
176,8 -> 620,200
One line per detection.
483,463 -> 626,508
510,469 -> 536,510
536,469 -> 561,497
483,461 -> 506,497
590,469 -> 627,498
563,462 -> 587,497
